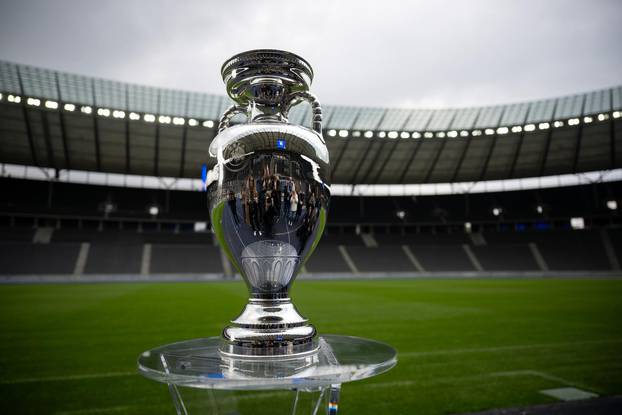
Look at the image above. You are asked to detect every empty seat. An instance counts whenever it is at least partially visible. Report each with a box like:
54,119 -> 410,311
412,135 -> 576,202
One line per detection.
346,246 -> 415,272
410,245 -> 475,272
150,244 -> 223,274
0,242 -> 80,274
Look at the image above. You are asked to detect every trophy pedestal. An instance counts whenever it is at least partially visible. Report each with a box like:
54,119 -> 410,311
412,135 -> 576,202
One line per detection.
138,334 -> 396,414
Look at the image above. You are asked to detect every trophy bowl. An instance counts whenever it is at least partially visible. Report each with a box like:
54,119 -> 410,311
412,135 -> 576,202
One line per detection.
206,50 -> 330,357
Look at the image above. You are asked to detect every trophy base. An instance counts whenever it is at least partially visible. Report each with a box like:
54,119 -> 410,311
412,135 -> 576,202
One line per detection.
220,299 -> 318,358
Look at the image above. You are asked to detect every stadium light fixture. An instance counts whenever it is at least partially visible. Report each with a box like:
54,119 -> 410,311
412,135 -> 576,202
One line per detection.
129,112 -> 140,120
148,204 -> 159,216
597,113 -> 609,121
112,110 -> 125,119
364,130 -> 374,138
63,103 -> 75,112
0,92 -> 3,101
583,116 -> 593,124
496,127 -> 509,135
423,132 -> 433,138
81,105 -> 92,114
459,130 -> 469,137
568,118 -> 580,126
144,114 -> 156,122
173,117 -> 185,126
203,120 -> 215,128
436,132 -> 446,138
26,97 -> 41,106
378,131 -> 387,138
570,217 -> 585,229
352,131 -> 362,137
447,130 -> 458,138
411,132 -> 421,139
7,94 -> 21,103
511,126 -> 522,133
553,120 -> 564,128
400,131 -> 410,139
97,108 -> 111,117
327,129 -> 337,137
536,205 -> 543,214
464,222 -> 472,233
396,210 -> 406,219
538,122 -> 549,130
484,128 -> 495,135
492,207 -> 502,216
613,111 -> 621,119
471,130 -> 482,136
158,115 -> 171,124
338,129 -> 349,138
44,100 -> 58,109
524,124 -> 536,132
607,200 -> 618,210
388,131 -> 398,139
188,118 -> 198,126
194,222 -> 207,232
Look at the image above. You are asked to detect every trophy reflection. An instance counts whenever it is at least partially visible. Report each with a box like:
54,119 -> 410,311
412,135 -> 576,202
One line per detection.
206,50 -> 330,357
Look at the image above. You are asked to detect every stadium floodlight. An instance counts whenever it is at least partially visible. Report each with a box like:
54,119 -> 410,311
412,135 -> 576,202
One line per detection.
0,92 -> 3,101
583,116 -> 593,124
352,131 -> 362,137
412,132 -> 421,139
553,120 -> 564,128
436,131 -> 445,138
147,204 -> 159,216
484,128 -> 495,135
44,100 -> 58,109
203,120 -> 215,128
448,130 -> 458,138
80,105 -> 92,114
511,126 -> 522,133
7,94 -> 21,103
97,108 -> 111,117
613,111 -> 621,119
464,222 -> 472,233
378,131 -> 387,138
597,113 -> 609,121
524,124 -> 536,131
471,130 -> 482,136
538,122 -> 549,130
396,210 -> 406,219
400,131 -> 410,139
607,200 -> 618,210
158,115 -> 171,124
496,127 -> 509,135
338,129 -> 349,138
144,114 -> 156,122
112,110 -> 125,119
188,118 -> 198,126
424,131 -> 433,138
364,130 -> 374,138
459,130 -> 469,137
536,205 -> 543,214
173,117 -> 185,125
63,103 -> 75,112
568,118 -> 580,126
388,131 -> 398,139
570,217 -> 585,229
492,207 -> 502,216
327,129 -> 337,137
193,221 -> 207,232
129,112 -> 140,120
26,97 -> 41,106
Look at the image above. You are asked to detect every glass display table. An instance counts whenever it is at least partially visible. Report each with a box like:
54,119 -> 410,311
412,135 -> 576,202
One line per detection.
138,334 -> 397,414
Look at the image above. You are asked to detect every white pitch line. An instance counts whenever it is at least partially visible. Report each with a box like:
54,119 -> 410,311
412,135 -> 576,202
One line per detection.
1,371 -> 137,385
398,338 -> 622,358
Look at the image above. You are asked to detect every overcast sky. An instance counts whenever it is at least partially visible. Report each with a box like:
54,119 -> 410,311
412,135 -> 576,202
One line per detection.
0,0 -> 620,109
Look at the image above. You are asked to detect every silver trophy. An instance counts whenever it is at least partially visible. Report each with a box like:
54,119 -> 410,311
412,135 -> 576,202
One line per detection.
206,50 -> 330,357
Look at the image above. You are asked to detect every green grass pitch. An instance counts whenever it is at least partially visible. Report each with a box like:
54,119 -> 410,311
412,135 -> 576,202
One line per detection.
1,278 -> 621,414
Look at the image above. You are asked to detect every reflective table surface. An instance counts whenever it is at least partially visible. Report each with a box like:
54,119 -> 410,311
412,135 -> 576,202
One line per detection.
138,334 -> 397,391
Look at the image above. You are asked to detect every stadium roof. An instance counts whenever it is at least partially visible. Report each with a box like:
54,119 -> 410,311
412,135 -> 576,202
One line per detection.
0,60 -> 621,184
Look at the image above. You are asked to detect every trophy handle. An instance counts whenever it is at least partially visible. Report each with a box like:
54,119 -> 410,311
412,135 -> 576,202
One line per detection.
285,91 -> 323,137
218,104 -> 248,133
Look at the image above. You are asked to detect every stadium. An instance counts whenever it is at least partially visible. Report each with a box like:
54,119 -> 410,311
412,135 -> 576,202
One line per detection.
1,6 -> 622,413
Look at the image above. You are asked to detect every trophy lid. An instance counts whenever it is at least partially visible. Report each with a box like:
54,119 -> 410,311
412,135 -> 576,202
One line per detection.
221,49 -> 314,106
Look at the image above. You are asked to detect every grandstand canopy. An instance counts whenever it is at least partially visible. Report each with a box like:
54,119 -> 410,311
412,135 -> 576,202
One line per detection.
1,61 -> 621,184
